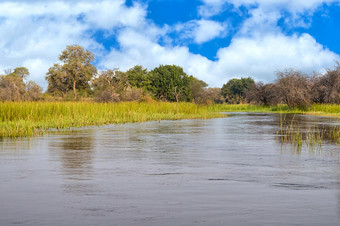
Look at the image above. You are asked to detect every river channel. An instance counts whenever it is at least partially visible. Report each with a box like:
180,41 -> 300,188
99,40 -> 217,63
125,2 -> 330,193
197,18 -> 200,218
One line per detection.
0,113 -> 340,225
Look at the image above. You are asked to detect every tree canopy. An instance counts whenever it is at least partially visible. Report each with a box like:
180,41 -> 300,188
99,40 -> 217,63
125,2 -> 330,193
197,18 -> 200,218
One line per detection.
149,65 -> 192,102
221,77 -> 255,103
46,45 -> 97,99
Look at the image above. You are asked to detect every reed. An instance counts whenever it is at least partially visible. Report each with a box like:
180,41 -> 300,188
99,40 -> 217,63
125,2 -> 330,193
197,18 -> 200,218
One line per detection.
277,114 -> 340,154
0,101 -> 226,138
209,104 -> 340,116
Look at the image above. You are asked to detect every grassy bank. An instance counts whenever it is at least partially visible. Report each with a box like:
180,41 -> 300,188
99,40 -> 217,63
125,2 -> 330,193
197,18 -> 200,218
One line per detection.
1,102 -> 339,138
208,104 -> 340,117
0,102 -> 226,138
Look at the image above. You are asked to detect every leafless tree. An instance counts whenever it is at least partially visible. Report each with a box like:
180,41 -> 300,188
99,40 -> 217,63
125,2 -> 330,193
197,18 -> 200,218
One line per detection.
276,69 -> 312,109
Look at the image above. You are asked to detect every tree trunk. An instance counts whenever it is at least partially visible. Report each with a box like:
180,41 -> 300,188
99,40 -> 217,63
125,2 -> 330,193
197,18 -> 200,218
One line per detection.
73,80 -> 77,100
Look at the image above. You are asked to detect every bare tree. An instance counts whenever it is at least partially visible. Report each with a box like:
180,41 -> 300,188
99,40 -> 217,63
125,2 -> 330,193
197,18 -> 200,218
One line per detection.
276,69 -> 312,109
311,64 -> 340,104
246,82 -> 278,106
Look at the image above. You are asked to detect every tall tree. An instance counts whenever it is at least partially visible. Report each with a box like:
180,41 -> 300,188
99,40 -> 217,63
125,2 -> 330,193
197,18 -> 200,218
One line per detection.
46,45 -> 97,99
221,77 -> 255,103
126,65 -> 149,89
149,65 -> 191,102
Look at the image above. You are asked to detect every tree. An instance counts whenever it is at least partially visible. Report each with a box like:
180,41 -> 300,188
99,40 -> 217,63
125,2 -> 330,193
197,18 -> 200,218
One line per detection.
221,77 -> 255,103
46,64 -> 70,97
149,65 -> 191,102
126,65 -> 150,89
276,69 -> 312,109
311,64 -> 340,104
0,74 -> 26,101
46,45 -> 97,99
25,81 -> 43,101
188,76 -> 208,104
0,67 -> 30,101
246,82 -> 278,106
92,69 -> 121,102
12,67 -> 30,80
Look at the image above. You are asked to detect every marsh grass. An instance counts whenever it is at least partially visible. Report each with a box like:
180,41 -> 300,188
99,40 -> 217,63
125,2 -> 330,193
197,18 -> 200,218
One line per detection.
210,104 -> 340,116
277,114 -> 340,154
0,101 -> 226,138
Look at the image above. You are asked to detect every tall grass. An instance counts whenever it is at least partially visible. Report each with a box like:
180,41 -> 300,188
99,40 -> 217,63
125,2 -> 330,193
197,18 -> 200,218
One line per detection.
276,114 -> 340,154
209,104 -> 340,116
0,101 -> 226,138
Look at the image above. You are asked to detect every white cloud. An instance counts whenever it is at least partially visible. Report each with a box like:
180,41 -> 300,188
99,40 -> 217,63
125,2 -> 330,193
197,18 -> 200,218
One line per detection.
0,0 -> 339,91
212,33 -> 339,84
200,0 -> 340,14
175,19 -> 227,44
0,0 -> 146,89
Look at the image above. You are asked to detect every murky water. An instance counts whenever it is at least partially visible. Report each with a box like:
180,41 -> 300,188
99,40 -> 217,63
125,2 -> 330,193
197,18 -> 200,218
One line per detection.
1,113 -> 340,226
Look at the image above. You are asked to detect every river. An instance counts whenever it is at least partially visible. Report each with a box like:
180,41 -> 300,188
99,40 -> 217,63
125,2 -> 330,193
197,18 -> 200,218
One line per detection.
0,113 -> 340,225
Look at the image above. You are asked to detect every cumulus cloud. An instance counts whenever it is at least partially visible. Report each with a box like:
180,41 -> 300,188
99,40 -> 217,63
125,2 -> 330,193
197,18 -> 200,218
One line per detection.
0,0 -> 339,90
213,33 -> 338,85
175,19 -> 227,44
0,0 -> 146,89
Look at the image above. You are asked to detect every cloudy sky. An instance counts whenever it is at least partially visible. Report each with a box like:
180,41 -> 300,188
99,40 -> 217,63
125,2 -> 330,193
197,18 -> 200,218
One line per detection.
1,0 -> 340,89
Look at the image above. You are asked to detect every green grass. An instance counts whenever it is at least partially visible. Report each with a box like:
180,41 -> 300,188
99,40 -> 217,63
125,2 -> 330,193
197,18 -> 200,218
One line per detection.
0,101 -> 226,138
1,102 -> 339,138
208,104 -> 340,117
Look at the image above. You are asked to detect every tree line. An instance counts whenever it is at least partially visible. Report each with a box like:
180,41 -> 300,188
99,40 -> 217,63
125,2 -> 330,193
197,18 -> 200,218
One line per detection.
1,45 -> 339,108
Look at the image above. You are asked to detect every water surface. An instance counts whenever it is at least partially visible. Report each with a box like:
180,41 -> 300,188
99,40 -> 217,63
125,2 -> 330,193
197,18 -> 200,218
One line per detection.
1,113 -> 340,225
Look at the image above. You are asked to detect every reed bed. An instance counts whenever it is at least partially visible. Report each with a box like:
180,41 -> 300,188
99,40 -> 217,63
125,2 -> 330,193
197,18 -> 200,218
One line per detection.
0,102 -> 226,138
277,114 -> 340,154
209,104 -> 340,116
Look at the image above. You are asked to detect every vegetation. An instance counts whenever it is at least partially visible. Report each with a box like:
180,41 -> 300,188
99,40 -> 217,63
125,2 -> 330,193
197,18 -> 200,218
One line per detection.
1,45 -> 339,109
0,101 -> 226,138
1,44 -> 340,139
277,114 -> 340,153
45,45 -> 97,99
0,67 -> 43,101
221,77 -> 255,104
246,64 -> 340,109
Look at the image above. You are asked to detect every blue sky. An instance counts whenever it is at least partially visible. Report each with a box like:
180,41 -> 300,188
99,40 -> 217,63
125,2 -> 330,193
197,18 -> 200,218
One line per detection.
0,0 -> 339,89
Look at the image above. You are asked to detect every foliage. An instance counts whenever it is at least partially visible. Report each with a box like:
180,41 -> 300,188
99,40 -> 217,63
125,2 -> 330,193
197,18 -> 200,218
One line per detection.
25,81 -> 43,101
0,74 -> 26,101
221,77 -> 255,103
149,65 -> 192,102
46,45 -> 97,99
126,65 -> 150,89
0,67 -> 42,102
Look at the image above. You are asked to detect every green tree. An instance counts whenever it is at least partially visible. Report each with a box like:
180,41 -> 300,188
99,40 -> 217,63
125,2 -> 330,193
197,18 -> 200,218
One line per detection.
149,65 -> 191,102
221,77 -> 255,103
126,65 -> 149,89
188,76 -> 208,104
46,45 -> 97,99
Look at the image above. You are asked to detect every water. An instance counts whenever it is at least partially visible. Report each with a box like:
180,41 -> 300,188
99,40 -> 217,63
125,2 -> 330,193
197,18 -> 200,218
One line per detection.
0,113 -> 340,226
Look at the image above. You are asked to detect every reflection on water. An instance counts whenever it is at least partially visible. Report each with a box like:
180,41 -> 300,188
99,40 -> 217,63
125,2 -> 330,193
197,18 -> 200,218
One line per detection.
53,132 -> 94,176
0,113 -> 340,226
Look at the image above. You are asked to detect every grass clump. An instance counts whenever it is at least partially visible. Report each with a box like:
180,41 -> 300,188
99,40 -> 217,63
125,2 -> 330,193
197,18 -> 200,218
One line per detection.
0,101 -> 226,138
276,114 -> 340,155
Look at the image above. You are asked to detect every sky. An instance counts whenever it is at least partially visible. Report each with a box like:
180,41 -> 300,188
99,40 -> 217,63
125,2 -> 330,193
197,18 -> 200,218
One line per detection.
0,0 -> 340,89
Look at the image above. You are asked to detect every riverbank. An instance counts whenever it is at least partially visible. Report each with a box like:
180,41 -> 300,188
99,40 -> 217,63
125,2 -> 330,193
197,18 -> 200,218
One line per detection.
208,104 -> 340,117
1,102 -> 339,138
0,102 -> 226,138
